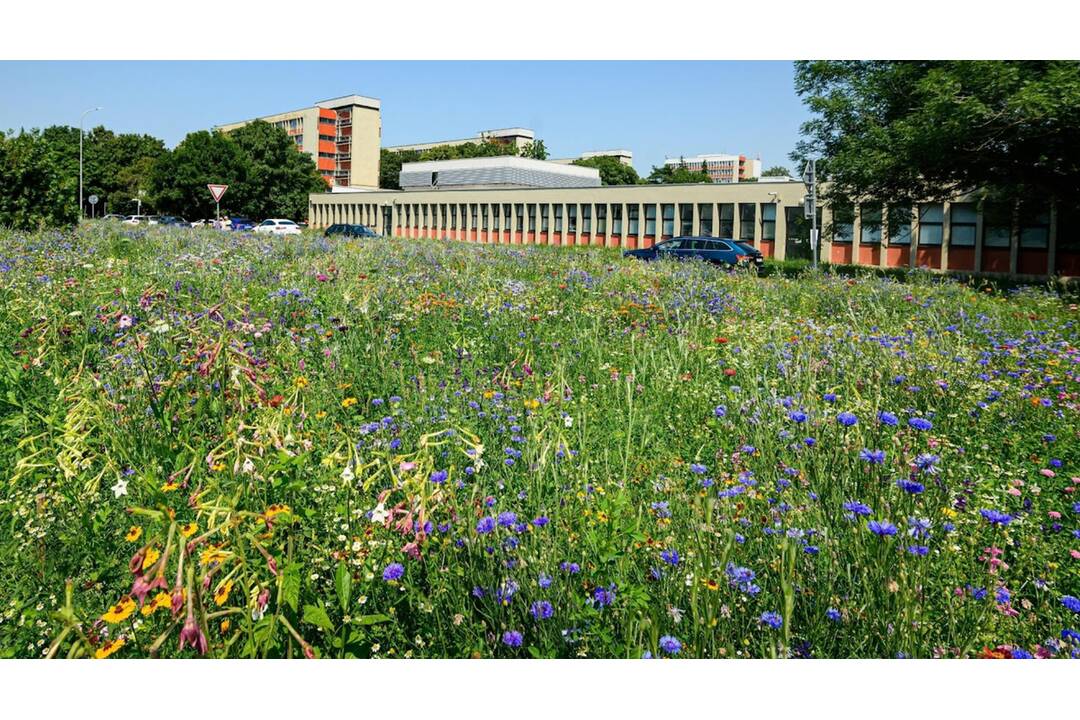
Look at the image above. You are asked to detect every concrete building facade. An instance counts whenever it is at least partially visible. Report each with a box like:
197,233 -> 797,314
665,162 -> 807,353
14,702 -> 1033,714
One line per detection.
308,181 -> 1080,279
664,154 -> 762,183
216,94 -> 382,189
399,157 -> 600,191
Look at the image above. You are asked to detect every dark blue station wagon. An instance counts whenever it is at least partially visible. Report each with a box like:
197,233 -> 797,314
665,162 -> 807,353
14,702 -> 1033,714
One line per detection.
624,236 -> 764,270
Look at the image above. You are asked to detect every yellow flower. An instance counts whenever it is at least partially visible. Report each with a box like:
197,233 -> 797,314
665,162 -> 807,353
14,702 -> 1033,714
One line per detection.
341,397 -> 358,408
211,463 -> 225,472
295,376 -> 309,389
315,411 -> 327,419
102,596 -> 137,624
125,526 -> 143,542
200,546 -> 228,566
214,579 -> 234,606
142,547 -> 161,571
161,480 -> 179,492
180,522 -> 198,538
141,591 -> 172,616
265,503 -> 291,519
94,637 -> 126,659
483,391 -> 494,399
941,507 -> 958,519
220,619 -> 231,633
702,578 -> 720,592
524,398 -> 540,410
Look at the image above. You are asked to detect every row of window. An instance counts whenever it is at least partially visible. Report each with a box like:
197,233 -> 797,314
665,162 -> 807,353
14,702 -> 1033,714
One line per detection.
833,202 -> 1052,249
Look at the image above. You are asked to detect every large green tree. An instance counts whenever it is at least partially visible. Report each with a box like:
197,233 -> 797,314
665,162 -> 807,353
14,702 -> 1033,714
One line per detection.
228,120 -> 327,220
791,61 -> 1080,203
761,165 -> 791,177
572,155 -> 641,185
0,129 -> 78,229
518,140 -> 549,160
647,159 -> 711,184
150,130 -> 250,219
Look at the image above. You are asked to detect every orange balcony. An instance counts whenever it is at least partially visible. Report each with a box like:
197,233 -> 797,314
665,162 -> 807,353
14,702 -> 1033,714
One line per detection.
318,157 -> 336,171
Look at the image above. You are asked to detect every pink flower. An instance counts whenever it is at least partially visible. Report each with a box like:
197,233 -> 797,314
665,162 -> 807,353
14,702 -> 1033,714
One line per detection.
316,273 -> 329,282
118,315 -> 132,329
1007,487 -> 1022,496
399,461 -> 416,473
171,588 -> 184,617
1040,468 -> 1056,478
1070,550 -> 1080,560
1049,511 -> 1062,519
179,610 -> 207,655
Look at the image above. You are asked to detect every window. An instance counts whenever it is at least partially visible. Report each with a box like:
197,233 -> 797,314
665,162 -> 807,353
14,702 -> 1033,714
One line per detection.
628,204 -> 639,235
1019,204 -> 1049,248
1058,202 -> 1080,251
460,205 -> 467,229
859,203 -> 882,244
582,204 -> 592,233
471,204 -> 479,230
662,204 -> 675,236
645,204 -> 656,236
555,204 -> 563,232
404,205 -> 411,228
528,204 -> 536,232
612,204 -> 623,235
450,204 -> 457,229
440,204 -> 448,229
596,204 -> 607,234
492,205 -> 500,232
540,204 -> 549,232
739,203 -> 756,242
832,202 -> 854,243
678,204 -> 693,235
503,204 -> 512,230
918,203 -> 943,246
718,204 -> 734,238
515,204 -> 524,231
421,205 -> 428,228
887,205 -> 912,245
949,203 -> 976,246
698,203 -> 713,236
568,204 -> 577,233
761,203 -> 777,242
982,202 -> 1012,247
481,204 -> 488,231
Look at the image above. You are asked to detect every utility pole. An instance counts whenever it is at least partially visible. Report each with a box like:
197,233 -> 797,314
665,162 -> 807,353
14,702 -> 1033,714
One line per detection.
803,159 -> 819,269
79,107 -> 102,220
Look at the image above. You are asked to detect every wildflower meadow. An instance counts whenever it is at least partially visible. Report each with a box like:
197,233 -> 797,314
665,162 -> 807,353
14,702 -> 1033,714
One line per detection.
1,224 -> 1078,659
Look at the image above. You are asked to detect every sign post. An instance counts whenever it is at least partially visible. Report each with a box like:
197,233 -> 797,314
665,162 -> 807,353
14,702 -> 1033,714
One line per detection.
803,159 -> 818,269
207,184 -> 229,224
88,194 -> 99,219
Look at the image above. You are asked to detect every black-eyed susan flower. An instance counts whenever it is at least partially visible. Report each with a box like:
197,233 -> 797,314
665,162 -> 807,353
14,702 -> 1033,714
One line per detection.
94,637 -> 125,659
141,591 -> 172,616
180,522 -> 198,538
102,596 -> 137,624
213,579 -> 234,606
125,526 -> 142,542
341,397 -> 358,408
141,547 -> 161,571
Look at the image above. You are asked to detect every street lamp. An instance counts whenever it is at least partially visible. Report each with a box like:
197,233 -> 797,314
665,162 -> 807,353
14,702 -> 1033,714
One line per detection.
79,106 -> 102,219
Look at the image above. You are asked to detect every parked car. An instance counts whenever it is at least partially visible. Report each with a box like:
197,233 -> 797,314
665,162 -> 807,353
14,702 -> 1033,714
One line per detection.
324,223 -> 380,238
158,215 -> 189,227
624,236 -> 763,270
229,217 -> 255,231
122,215 -> 157,226
102,214 -> 126,221
189,219 -> 214,228
254,219 -> 303,236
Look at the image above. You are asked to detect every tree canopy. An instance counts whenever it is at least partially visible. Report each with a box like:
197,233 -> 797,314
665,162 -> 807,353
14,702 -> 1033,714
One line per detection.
761,165 -> 791,177
571,155 -> 641,185
379,140 -> 521,189
518,140 -> 549,160
647,159 -> 711,184
791,61 -> 1080,204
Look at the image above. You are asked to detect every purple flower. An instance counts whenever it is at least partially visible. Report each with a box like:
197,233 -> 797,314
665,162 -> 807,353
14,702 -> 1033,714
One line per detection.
660,549 -> 680,566
538,573 -> 552,589
497,511 -> 517,527
560,561 -> 580,574
908,417 -> 933,431
826,608 -> 842,622
532,516 -> 549,527
689,463 -> 707,474
843,501 -> 873,517
382,563 -> 404,581
837,412 -> 858,427
759,611 -> 783,630
979,509 -> 1013,526
502,630 -> 523,647
859,449 -> 886,464
658,635 -> 682,655
788,410 -> 808,423
868,520 -> 898,537
714,405 -> 727,418
878,411 -> 899,426
896,478 -> 925,494
530,600 -> 554,620
429,469 -> 449,484
476,516 -> 496,534
907,545 -> 929,556
592,585 -> 616,608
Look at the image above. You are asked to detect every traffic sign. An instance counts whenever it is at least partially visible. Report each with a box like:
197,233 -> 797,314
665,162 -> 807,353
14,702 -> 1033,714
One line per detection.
802,161 -> 815,185
88,194 -> 99,205
207,184 -> 228,203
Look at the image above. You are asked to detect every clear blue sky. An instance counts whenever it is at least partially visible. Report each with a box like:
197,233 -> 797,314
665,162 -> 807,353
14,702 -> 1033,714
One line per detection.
0,61 -> 809,174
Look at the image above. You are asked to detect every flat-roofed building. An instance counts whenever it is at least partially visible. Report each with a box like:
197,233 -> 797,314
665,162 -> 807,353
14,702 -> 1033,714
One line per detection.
399,156 -> 600,192
216,94 -> 382,189
308,180 -> 1080,279
664,154 -> 761,183
386,127 -> 535,154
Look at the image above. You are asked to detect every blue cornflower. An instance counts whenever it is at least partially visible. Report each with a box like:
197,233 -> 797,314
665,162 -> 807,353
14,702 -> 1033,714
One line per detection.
908,417 -> 933,431
725,563 -> 761,595
538,573 -> 552,589
714,405 -> 727,418
1061,629 -> 1080,644
382,563 -> 404,581
878,411 -> 899,426
868,520 -> 898,537
476,516 -> 496,534
907,517 -> 932,538
1010,648 -> 1034,659
826,608 -> 842,622
532,516 -> 549,527
823,393 -> 837,403
804,437 -> 817,447
502,630 -> 523,648
429,469 -> 448,484
971,587 -> 988,601
859,448 -> 886,464
996,588 -> 1011,604
907,545 -> 929,556
1062,596 -> 1080,613
896,478 -> 925,494
788,410 -> 808,423
651,501 -> 672,519
913,453 -> 940,473
843,501 -> 873,517
660,549 -> 680,566
658,635 -> 682,655
979,509 -> 1013,526
560,561 -> 580,574
530,600 -> 554,620
837,412 -> 858,427
592,585 -> 616,608
497,511 -> 517,527
759,612 -> 783,630
689,463 -> 707,474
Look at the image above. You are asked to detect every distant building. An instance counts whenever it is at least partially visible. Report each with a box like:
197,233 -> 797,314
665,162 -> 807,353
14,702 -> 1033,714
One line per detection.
216,94 -> 382,189
551,149 -> 634,166
385,127 -> 535,154
399,156 -> 600,191
664,154 -> 761,183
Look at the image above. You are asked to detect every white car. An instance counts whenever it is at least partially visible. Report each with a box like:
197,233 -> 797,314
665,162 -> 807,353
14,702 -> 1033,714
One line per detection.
255,219 -> 303,236
122,215 -> 159,226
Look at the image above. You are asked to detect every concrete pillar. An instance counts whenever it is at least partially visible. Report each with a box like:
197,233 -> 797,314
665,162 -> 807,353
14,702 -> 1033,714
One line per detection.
852,205 -> 862,267
1008,202 -> 1020,276
1048,201 -> 1058,277
941,202 -> 952,271
820,205 -> 832,263
619,203 -> 628,248
910,205 -> 920,269
691,202 -> 699,238
879,203 -> 889,269
773,201 -> 786,261
973,204 -> 984,273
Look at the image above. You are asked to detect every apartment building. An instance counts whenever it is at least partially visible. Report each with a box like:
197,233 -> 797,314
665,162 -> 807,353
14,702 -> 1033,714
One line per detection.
664,154 -> 761,183
216,94 -> 382,189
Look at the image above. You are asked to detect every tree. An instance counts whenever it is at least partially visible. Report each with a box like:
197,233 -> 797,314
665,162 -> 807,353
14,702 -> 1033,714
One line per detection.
151,130 -> 250,219
761,165 -> 791,177
379,140 -> 519,188
646,162 -> 711,184
519,140 -> 548,160
572,155 -> 641,185
0,129 -> 78,229
379,148 -> 420,190
229,120 -> 326,220
790,61 -> 1080,204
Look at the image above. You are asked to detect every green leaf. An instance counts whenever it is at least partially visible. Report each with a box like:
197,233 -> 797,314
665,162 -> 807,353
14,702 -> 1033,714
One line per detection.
303,604 -> 335,633
355,614 -> 392,626
281,562 -> 301,613
334,561 -> 352,613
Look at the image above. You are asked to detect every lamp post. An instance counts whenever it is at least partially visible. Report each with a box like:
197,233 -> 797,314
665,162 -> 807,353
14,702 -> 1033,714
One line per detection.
79,106 -> 102,220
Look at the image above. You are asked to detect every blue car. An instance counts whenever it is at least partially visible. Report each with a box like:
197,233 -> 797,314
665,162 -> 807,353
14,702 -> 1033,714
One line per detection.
229,216 -> 255,231
324,223 -> 381,239
624,236 -> 763,270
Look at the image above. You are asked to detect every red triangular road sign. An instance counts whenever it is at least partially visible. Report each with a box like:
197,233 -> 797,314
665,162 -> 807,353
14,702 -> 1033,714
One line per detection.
207,184 -> 228,203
